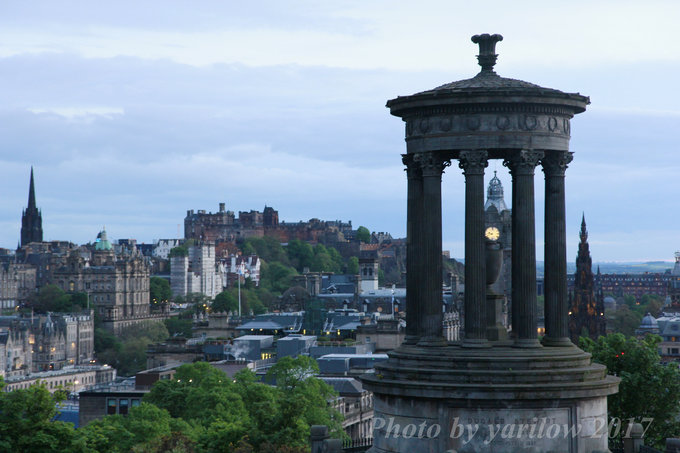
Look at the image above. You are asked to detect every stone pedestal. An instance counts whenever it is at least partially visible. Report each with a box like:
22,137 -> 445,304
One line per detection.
364,345 -> 618,453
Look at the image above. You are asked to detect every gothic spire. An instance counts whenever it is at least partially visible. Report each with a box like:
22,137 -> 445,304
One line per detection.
580,213 -> 587,242
28,166 -> 37,211
20,167 -> 43,247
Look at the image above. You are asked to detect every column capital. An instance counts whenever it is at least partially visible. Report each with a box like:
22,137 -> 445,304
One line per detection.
402,154 -> 422,180
541,151 -> 574,177
458,150 -> 488,176
415,152 -> 450,178
503,149 -> 544,176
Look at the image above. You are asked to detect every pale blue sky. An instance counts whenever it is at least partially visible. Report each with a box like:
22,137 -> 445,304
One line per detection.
1,1 -> 679,261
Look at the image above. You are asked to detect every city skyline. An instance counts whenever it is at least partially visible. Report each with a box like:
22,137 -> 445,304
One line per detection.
1,1 -> 679,261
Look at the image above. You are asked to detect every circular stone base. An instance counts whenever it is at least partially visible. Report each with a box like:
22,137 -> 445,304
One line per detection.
361,343 -> 619,453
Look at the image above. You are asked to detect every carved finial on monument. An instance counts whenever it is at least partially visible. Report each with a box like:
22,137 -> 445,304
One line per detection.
471,33 -> 503,72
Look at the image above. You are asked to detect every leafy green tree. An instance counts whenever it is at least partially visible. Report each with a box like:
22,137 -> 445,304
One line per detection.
286,240 -> 314,272
142,360 -> 342,453
214,288 -> 266,316
150,277 -> 172,304
30,285 -> 82,313
622,294 -> 637,309
213,290 -> 239,313
310,244 -> 337,273
94,322 -> 169,376
637,294 -> 663,317
70,292 -> 89,310
356,226 -> 371,243
0,380 -> 86,452
260,262 -> 297,294
327,247 -> 344,272
241,237 -> 289,265
581,333 -> 680,448
346,256 -> 359,274
607,304 -> 642,336
163,317 -> 193,338
79,402 -> 198,453
265,356 -> 343,448
168,245 -> 189,258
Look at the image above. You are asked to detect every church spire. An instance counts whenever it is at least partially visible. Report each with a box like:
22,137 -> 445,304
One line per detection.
20,167 -> 43,247
28,166 -> 37,211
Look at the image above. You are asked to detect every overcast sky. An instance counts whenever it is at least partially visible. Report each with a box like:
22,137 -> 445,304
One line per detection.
1,1 -> 679,262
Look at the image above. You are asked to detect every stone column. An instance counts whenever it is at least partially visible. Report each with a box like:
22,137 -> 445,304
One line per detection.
504,149 -> 543,348
416,151 -> 449,347
402,154 -> 423,345
458,150 -> 490,347
541,151 -> 573,346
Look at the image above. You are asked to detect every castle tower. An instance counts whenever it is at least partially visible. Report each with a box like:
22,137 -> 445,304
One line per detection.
569,214 -> 606,342
20,167 -> 43,247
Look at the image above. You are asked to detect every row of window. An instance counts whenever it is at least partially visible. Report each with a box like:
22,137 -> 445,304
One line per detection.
107,398 -> 141,415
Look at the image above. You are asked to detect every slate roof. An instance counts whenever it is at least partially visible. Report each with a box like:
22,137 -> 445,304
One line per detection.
320,377 -> 364,396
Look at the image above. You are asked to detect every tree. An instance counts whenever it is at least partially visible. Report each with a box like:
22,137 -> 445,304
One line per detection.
241,237 -> 289,265
260,262 -> 297,294
79,402 -> 198,453
286,240 -> 314,272
150,277 -> 171,304
265,356 -> 343,448
164,317 -> 193,338
0,380 -> 86,452
581,333 -> 680,448
356,226 -> 371,243
346,256 -> 359,275
607,304 -> 642,336
310,244 -> 338,273
213,290 -> 238,313
29,285 -> 82,313
168,245 -> 189,258
143,361 -> 342,453
94,322 -> 169,376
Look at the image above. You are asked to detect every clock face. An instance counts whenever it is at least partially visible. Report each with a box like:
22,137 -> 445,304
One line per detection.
485,226 -> 500,241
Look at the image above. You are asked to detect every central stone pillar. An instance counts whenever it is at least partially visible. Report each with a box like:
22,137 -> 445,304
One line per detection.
504,149 -> 543,348
542,151 -> 574,346
459,150 -> 489,347
403,154 -> 422,345
416,151 -> 448,347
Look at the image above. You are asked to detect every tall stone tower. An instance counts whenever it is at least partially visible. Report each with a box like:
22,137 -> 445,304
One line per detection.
20,167 -> 43,247
484,171 -> 511,323
569,214 -> 606,342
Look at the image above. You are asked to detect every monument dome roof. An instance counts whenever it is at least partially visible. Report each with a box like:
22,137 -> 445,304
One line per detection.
640,312 -> 658,329
387,34 -> 589,113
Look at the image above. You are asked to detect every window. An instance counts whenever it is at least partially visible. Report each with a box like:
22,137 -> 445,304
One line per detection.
107,398 -> 117,415
131,399 -> 140,408
118,399 -> 129,415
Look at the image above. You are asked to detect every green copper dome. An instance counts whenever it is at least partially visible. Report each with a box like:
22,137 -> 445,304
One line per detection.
95,228 -> 112,251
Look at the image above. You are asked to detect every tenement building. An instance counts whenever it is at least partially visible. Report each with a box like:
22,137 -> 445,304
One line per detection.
361,34 -> 618,452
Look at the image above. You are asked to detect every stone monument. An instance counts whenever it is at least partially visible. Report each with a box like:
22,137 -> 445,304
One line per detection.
362,34 -> 619,453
